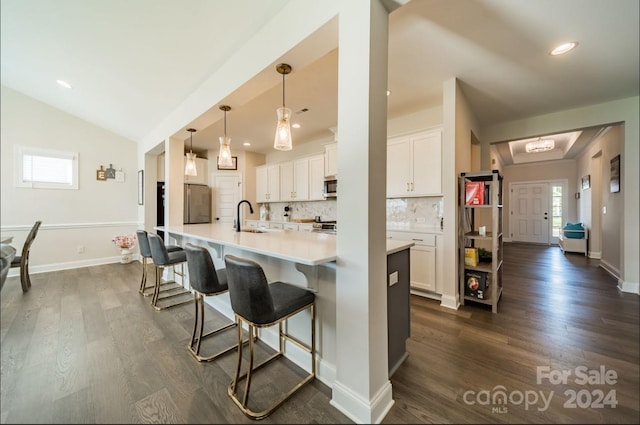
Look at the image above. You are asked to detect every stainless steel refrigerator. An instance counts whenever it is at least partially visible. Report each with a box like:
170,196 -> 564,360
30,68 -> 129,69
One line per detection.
184,184 -> 211,224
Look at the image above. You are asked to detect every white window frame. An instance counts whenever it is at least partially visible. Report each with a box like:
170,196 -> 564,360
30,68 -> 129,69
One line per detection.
14,145 -> 79,190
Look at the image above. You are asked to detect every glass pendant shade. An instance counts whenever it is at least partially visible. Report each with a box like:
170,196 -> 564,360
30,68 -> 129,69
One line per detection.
185,128 -> 198,176
218,136 -> 233,167
217,105 -> 233,167
273,106 -> 292,151
185,152 -> 197,176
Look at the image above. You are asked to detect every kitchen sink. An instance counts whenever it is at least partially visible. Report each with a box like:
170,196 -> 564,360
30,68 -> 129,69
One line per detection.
240,228 -> 284,233
241,228 -> 268,233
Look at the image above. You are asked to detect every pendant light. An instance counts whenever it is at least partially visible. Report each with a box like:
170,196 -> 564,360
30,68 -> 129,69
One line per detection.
273,63 -> 293,151
185,128 -> 197,176
218,105 -> 233,168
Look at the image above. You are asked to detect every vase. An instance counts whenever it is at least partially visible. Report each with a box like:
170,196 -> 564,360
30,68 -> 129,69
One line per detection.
120,248 -> 133,264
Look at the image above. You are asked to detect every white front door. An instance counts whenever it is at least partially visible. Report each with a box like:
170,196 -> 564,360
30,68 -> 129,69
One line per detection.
213,174 -> 241,224
510,182 -> 550,244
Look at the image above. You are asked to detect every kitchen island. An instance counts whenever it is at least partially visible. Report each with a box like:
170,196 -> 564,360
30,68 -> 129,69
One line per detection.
156,223 -> 413,386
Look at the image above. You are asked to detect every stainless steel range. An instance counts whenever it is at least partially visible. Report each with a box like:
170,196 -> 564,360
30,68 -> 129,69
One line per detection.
312,221 -> 337,234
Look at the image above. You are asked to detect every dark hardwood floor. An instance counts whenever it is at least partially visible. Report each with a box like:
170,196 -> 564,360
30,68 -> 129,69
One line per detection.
1,243 -> 638,424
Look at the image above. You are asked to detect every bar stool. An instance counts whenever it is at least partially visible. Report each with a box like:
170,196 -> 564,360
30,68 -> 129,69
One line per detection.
223,254 -> 316,420
147,233 -> 191,311
184,243 -> 245,362
136,230 -> 182,297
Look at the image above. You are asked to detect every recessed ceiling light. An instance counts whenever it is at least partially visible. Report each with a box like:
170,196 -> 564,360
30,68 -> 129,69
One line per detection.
292,123 -> 301,129
243,142 -> 251,147
550,42 -> 578,56
56,79 -> 72,89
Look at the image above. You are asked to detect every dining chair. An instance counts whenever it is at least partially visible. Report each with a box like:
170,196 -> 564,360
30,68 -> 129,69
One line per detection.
10,220 -> 42,292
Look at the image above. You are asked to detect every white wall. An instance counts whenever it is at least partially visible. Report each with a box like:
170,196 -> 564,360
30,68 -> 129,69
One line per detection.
1,86 -> 139,273
576,125 -> 622,275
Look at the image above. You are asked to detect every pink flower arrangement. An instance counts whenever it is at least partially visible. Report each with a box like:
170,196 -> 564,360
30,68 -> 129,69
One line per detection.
113,234 -> 136,249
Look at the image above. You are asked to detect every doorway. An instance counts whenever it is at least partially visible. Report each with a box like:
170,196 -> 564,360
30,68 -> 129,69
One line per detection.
509,180 -> 568,245
212,174 -> 241,223
510,182 -> 550,244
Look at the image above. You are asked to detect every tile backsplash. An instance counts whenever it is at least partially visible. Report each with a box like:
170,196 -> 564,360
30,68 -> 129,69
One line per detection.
260,196 -> 443,227
387,196 -> 443,227
262,200 -> 337,222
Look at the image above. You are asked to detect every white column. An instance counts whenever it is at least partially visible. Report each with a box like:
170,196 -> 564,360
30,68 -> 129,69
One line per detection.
166,137 -> 185,228
332,0 -> 395,423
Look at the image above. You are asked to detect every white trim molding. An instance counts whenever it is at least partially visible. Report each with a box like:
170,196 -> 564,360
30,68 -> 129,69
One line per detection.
1,221 -> 140,232
618,280 -> 640,295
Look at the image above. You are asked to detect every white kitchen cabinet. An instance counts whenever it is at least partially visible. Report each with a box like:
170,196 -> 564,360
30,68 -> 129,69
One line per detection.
298,224 -> 314,232
324,142 -> 338,177
279,154 -> 324,202
269,223 -> 284,230
256,164 -> 280,202
387,128 -> 442,198
387,231 -> 441,295
280,158 -> 310,202
283,223 -> 299,231
184,156 -> 208,185
308,154 -> 325,200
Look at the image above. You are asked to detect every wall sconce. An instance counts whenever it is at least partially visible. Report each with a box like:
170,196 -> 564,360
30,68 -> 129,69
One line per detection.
185,128 -> 197,176
218,105 -> 233,168
273,63 -> 293,151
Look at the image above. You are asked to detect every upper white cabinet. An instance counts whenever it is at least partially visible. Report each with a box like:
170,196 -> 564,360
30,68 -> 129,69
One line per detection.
256,164 -> 280,202
387,128 -> 442,198
280,158 -> 309,202
184,156 -> 208,185
308,154 -> 325,200
324,142 -> 338,177
280,154 -> 325,202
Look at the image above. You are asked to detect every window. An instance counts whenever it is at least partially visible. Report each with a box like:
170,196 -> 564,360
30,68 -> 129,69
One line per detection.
14,145 -> 78,189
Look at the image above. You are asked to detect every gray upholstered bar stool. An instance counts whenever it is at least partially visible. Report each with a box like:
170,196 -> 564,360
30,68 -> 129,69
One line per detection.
147,233 -> 191,311
223,254 -> 316,420
184,243 -> 245,362
136,230 -> 182,297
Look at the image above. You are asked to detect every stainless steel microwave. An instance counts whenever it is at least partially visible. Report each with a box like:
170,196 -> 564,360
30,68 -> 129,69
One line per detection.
323,178 -> 337,198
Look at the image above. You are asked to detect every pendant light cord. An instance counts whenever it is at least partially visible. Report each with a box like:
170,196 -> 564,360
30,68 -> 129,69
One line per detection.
282,72 -> 285,108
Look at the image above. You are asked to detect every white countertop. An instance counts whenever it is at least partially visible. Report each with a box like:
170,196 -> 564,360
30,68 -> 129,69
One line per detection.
157,223 -> 413,265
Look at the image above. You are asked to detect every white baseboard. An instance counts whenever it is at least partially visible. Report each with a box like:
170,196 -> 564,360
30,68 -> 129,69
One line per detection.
440,294 -> 459,310
330,379 -> 394,424
589,250 -> 602,259
618,280 -> 640,295
7,254 -> 141,277
599,259 -> 621,279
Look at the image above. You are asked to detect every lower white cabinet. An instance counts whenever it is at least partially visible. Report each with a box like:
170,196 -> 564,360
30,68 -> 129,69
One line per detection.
283,223 -> 299,230
410,244 -> 436,292
387,231 -> 442,295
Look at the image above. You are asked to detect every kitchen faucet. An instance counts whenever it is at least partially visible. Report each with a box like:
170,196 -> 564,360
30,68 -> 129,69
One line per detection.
236,200 -> 254,232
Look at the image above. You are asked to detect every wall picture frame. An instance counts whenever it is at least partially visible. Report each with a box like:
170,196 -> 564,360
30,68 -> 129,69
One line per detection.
138,170 -> 144,205
581,175 -> 590,190
96,165 -> 107,181
217,156 -> 237,170
610,154 -> 620,193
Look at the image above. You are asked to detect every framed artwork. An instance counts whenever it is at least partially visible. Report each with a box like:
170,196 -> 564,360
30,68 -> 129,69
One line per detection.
610,154 -> 620,193
217,156 -> 238,170
138,170 -> 144,205
106,164 -> 116,179
581,175 -> 590,190
96,165 -> 107,181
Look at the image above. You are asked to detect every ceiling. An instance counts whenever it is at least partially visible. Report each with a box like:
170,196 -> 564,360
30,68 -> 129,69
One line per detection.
2,0 -> 638,164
